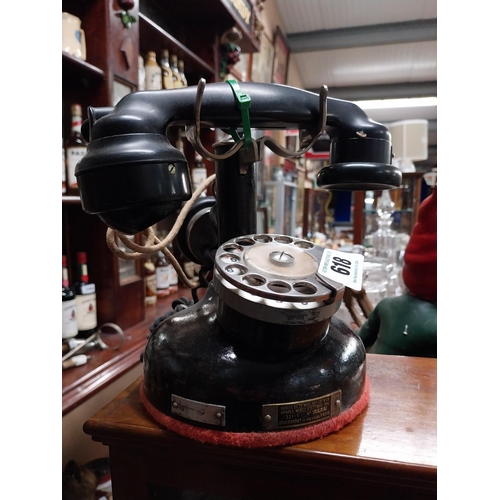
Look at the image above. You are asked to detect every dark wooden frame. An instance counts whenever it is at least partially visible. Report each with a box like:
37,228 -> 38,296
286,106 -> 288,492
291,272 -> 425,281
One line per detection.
250,32 -> 274,83
272,26 -> 289,84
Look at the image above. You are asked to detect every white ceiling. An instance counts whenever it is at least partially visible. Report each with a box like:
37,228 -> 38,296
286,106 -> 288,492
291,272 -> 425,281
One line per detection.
292,41 -> 437,89
272,0 -> 437,167
274,0 -> 437,32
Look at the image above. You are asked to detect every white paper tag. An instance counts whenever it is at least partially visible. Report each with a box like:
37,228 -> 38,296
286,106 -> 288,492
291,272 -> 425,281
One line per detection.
80,283 -> 96,294
318,249 -> 364,291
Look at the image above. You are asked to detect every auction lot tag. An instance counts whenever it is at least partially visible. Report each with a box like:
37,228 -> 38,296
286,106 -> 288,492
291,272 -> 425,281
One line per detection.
318,249 -> 364,291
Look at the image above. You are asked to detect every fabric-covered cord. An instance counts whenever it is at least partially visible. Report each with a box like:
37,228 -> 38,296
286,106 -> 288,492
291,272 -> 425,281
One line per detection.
105,173 -> 216,289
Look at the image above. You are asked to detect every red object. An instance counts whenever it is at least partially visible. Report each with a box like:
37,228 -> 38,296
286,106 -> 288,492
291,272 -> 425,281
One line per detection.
118,0 -> 135,10
77,251 -> 89,283
402,188 -> 437,302
140,379 -> 370,448
305,151 -> 329,160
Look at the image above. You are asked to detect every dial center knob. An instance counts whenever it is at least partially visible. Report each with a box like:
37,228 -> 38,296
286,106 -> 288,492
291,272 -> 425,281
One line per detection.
269,250 -> 295,267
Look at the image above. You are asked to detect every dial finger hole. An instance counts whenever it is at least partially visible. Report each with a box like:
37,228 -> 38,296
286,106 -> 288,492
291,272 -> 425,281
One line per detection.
293,282 -> 317,295
220,253 -> 241,263
253,235 -> 273,243
274,236 -> 293,244
225,265 -> 248,275
267,281 -> 292,293
223,244 -> 243,253
243,274 -> 266,286
294,240 -> 314,249
235,237 -> 255,246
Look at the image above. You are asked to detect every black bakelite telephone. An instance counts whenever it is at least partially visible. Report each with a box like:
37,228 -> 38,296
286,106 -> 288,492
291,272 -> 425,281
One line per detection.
76,80 -> 400,445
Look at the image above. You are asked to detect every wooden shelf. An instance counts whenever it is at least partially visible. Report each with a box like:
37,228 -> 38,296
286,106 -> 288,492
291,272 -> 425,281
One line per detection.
62,195 -> 82,205
218,0 -> 262,53
62,288 -> 197,415
62,52 -> 105,82
62,0 -> 258,419
139,0 -> 260,54
139,13 -> 215,81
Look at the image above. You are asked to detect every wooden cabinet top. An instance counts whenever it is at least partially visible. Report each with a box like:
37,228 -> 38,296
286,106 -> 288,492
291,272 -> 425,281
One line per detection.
84,353 -> 437,498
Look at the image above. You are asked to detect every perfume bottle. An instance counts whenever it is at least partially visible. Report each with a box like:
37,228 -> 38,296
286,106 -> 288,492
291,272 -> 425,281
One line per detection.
371,190 -> 397,264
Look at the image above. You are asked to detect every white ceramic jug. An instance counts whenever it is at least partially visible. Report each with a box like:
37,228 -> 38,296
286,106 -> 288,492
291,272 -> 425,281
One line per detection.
62,12 -> 86,60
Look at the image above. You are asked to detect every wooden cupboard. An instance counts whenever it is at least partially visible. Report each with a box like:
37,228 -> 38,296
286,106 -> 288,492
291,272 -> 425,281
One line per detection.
62,0 -> 260,332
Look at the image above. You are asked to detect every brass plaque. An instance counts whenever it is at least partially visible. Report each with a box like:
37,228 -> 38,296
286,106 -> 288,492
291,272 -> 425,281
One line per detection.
261,390 -> 341,430
171,394 -> 226,427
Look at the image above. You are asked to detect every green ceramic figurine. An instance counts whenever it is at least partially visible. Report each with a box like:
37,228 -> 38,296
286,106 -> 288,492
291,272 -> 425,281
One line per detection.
358,188 -> 437,358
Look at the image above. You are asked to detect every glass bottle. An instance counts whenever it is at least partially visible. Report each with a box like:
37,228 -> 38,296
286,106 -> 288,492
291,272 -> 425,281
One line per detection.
155,251 -> 170,298
144,255 -> 157,306
170,53 -> 182,88
65,104 -> 87,195
370,190 -> 401,298
178,59 -> 188,87
138,55 -> 146,91
74,251 -> 98,338
160,49 -> 174,90
62,255 -> 78,339
144,51 -> 162,90
62,138 -> 66,194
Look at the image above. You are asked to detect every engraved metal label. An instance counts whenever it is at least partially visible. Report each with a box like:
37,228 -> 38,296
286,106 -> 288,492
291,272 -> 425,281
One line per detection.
171,394 -> 226,427
261,390 -> 341,430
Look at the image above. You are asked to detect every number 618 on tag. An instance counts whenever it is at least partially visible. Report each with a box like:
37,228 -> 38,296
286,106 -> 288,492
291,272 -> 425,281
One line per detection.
318,249 -> 364,291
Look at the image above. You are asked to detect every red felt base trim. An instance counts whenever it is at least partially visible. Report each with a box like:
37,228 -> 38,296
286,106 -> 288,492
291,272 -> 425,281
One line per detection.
140,378 -> 370,448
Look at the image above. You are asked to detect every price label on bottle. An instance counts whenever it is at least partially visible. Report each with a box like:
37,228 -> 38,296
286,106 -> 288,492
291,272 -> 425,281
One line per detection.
317,249 -> 364,291
80,283 -> 96,294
